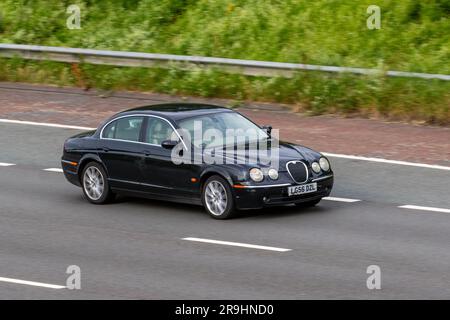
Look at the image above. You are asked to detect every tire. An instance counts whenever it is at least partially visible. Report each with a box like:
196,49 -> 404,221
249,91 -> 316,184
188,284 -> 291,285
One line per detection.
202,175 -> 235,219
295,198 -> 321,208
81,162 -> 115,204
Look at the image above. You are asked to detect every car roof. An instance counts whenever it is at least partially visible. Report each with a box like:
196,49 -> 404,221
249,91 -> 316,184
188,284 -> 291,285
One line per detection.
119,103 -> 232,121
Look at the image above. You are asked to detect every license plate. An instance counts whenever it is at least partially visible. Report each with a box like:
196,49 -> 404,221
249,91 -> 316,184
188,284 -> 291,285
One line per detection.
288,183 -> 317,196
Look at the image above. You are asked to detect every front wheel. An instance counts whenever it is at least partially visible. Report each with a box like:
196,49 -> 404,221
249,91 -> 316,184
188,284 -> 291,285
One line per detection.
81,162 -> 115,204
202,175 -> 235,219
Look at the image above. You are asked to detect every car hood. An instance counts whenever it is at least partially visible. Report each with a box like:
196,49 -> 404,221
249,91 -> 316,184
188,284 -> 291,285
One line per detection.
210,139 -> 322,171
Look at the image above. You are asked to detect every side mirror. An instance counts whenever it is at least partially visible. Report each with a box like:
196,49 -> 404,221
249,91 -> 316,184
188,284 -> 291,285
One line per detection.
262,125 -> 272,136
161,140 -> 178,149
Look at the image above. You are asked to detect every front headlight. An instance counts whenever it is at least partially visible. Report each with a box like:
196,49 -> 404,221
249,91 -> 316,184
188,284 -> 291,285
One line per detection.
249,168 -> 264,182
268,168 -> 279,180
319,157 -> 330,172
311,162 -> 321,173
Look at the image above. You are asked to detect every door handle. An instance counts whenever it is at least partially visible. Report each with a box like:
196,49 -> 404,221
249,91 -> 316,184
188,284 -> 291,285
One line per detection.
102,147 -> 110,152
143,150 -> 151,156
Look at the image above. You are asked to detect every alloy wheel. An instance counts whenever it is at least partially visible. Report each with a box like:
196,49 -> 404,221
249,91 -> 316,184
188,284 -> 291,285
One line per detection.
83,166 -> 105,201
204,180 -> 228,216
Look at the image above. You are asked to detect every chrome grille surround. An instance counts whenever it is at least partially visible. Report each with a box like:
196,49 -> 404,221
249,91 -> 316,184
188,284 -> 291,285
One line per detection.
286,160 -> 309,184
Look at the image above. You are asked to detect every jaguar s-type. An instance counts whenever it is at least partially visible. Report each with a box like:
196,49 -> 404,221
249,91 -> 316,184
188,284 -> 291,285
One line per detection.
61,103 -> 334,219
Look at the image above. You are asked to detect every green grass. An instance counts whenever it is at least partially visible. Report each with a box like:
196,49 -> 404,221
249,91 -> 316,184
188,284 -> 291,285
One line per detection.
0,0 -> 449,124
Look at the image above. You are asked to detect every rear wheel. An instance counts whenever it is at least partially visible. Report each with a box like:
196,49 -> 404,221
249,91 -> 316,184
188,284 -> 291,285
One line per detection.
295,198 -> 321,208
81,162 -> 115,204
202,175 -> 235,219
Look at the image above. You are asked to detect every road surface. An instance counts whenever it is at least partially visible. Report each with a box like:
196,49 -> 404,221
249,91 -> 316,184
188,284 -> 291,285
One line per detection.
0,122 -> 449,299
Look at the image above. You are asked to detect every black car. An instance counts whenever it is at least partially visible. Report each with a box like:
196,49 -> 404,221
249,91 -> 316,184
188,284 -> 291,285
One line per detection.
62,103 -> 333,219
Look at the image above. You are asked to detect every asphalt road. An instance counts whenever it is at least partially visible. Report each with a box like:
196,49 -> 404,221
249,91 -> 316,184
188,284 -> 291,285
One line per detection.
0,123 -> 450,299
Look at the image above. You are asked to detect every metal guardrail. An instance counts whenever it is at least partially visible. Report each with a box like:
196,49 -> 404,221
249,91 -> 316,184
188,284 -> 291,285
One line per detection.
0,44 -> 449,81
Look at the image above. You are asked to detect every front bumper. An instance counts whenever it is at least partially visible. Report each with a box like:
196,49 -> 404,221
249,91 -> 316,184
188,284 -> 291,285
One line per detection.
61,160 -> 81,187
233,175 -> 333,210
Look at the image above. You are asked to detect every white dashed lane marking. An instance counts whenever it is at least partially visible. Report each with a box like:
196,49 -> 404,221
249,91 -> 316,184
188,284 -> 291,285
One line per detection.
398,205 -> 450,214
182,237 -> 292,252
43,168 -> 64,173
0,163 -> 15,166
0,276 -> 65,289
3,161 -> 450,216
323,197 -> 361,203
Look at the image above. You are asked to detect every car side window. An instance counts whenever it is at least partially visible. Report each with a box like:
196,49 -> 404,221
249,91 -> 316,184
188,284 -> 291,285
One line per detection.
145,117 -> 175,145
102,116 -> 144,142
102,121 -> 116,139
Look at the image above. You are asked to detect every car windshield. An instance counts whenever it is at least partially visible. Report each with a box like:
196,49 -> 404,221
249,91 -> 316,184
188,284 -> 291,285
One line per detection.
177,112 -> 268,148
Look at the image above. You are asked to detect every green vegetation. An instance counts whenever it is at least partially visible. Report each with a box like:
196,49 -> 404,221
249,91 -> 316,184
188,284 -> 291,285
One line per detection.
0,0 -> 449,124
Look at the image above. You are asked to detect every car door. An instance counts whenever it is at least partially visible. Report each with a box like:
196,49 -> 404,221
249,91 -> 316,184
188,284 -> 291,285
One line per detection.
99,115 -> 146,191
139,116 -> 197,199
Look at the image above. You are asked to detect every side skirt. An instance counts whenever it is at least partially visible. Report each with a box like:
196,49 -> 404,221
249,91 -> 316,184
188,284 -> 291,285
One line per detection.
111,187 -> 202,206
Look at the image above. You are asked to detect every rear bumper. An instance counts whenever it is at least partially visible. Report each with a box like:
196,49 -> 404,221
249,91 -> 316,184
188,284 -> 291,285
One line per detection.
233,175 -> 333,210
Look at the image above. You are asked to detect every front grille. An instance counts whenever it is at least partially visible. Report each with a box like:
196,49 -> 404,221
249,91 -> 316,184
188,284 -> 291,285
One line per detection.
286,161 -> 308,184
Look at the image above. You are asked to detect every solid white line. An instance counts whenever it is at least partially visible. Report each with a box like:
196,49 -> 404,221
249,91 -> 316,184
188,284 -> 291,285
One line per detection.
322,152 -> 450,171
0,118 -> 95,131
323,196 -> 361,203
182,237 -> 291,252
0,162 -> 15,166
398,205 -> 450,214
0,277 -> 65,289
43,168 -> 63,173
